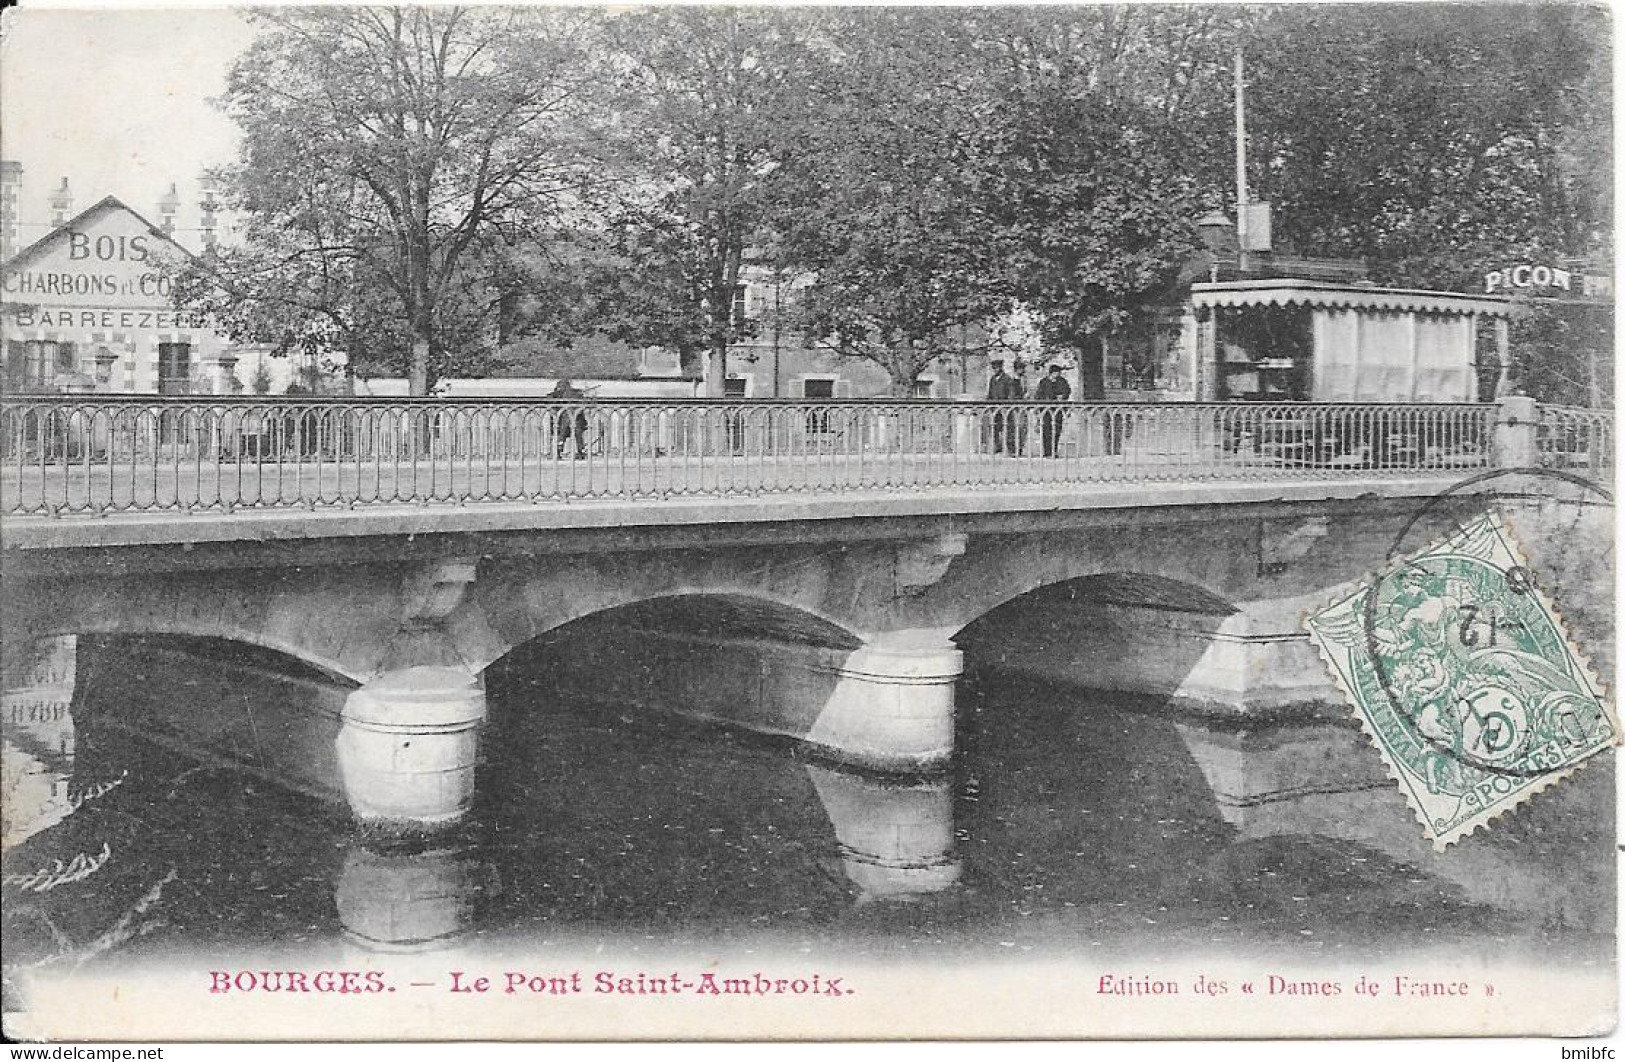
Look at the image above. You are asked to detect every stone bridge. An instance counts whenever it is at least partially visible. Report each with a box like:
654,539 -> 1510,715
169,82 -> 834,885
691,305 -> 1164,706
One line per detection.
4,478 -> 1542,827
1,395 -> 1610,835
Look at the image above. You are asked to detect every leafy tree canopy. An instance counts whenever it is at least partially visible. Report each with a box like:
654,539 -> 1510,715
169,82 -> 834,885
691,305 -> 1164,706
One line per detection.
177,5 -> 1609,403
178,6 -> 605,393
576,8 -> 802,393
766,10 -> 1018,392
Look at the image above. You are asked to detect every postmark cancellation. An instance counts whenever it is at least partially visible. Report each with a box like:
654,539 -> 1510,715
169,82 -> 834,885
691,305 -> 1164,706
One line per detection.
1304,510 -> 1616,850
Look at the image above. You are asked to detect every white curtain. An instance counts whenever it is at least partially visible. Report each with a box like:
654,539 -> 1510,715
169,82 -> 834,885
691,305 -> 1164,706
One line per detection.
1311,307 -> 1473,400
1356,312 -> 1410,399
1414,314 -> 1473,400
1312,309 -> 1360,399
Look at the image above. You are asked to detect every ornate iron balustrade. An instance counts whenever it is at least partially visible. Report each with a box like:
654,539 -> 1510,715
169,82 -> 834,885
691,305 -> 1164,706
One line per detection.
0,397 -> 1505,517
1537,404 -> 1615,478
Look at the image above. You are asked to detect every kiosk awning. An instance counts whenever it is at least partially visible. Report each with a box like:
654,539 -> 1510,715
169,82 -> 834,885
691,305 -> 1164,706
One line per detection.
1191,279 -> 1512,318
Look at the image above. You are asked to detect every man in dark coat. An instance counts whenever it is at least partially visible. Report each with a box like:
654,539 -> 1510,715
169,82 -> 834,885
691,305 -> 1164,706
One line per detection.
1034,364 -> 1071,457
987,360 -> 1024,454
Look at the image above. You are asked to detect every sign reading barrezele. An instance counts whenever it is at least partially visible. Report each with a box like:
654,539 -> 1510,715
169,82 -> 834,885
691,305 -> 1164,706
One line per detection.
1304,511 -> 1616,849
7,306 -> 208,330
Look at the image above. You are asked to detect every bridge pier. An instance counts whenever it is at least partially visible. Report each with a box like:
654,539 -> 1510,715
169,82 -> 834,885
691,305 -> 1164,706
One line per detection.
336,666 -> 486,831
806,632 -> 963,772
1167,598 -> 1341,714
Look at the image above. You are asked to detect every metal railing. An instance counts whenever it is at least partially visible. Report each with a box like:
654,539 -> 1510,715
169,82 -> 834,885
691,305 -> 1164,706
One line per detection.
0,397 -> 1503,517
1538,404 -> 1615,478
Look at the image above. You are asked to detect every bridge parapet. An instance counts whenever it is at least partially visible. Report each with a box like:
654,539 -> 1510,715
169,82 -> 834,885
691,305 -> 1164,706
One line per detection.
0,396 -> 1563,520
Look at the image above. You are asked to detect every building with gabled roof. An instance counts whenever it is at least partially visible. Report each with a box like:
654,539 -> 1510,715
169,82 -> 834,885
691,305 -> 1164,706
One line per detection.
1,194 -> 238,395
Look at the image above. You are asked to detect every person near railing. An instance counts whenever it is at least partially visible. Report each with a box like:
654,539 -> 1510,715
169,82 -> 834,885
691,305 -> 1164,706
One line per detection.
550,378 -> 589,460
987,359 -> 1024,454
1100,406 -> 1130,457
1034,363 -> 1071,458
281,382 -> 324,459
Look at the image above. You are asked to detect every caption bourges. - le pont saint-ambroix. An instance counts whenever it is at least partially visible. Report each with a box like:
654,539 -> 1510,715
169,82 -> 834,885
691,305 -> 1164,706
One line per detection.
207,969 -> 855,998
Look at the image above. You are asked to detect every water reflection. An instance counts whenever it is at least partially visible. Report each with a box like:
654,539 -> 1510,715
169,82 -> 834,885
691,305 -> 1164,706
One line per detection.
804,765 -> 961,903
0,636 -> 1612,974
2,637 -> 83,849
1176,720 -> 1615,937
335,837 -> 492,952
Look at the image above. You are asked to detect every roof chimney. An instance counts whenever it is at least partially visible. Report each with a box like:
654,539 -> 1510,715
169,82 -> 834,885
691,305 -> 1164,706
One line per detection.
159,182 -> 181,235
198,176 -> 219,248
48,176 -> 72,228
0,160 -> 21,258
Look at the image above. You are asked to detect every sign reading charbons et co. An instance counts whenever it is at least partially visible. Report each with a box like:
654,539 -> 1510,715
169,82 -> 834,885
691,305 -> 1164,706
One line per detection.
3,269 -> 177,299
0,197 -> 234,392
3,227 -> 177,299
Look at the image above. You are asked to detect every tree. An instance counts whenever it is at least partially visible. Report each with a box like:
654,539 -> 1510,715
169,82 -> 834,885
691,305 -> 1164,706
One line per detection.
186,7 -> 604,394
580,8 -> 800,395
1246,6 -> 1608,284
767,10 -> 1017,394
966,7 -> 1238,396
1241,6 -> 1612,403
248,357 -> 273,395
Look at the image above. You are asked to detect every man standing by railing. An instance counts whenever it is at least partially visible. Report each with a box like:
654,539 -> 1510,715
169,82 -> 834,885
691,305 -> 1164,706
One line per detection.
987,360 -> 1023,454
1035,363 -> 1071,457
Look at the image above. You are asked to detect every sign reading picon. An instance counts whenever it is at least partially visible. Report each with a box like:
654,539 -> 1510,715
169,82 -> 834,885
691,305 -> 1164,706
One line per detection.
1483,263 -> 1613,300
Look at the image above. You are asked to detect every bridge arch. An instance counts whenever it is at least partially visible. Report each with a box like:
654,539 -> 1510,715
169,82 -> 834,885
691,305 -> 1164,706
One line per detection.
16,604 -> 373,685
462,549 -> 883,676
508,590 -> 863,657
953,571 -> 1240,639
4,566 -> 427,684
22,621 -> 366,686
479,587 -> 953,773
484,590 -> 865,690
953,571 -> 1245,713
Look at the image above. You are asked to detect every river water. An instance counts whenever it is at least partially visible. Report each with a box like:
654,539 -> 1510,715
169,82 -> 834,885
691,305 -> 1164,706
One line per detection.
3,628 -> 1612,990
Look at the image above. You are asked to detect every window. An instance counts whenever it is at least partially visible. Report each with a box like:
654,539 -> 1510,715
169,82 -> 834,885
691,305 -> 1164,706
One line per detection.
723,377 -> 749,452
731,284 -> 750,329
5,342 -> 32,389
800,377 -> 836,435
4,341 -> 59,390
911,378 -> 938,399
158,342 -> 192,395
50,341 -> 77,374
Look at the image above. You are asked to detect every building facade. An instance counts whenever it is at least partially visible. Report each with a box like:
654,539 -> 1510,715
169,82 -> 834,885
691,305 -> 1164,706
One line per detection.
717,264 -> 1023,402
1,195 -> 238,396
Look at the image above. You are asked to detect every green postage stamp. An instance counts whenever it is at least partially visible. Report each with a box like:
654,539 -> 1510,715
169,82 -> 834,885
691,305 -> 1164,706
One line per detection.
1304,511 -> 1617,850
